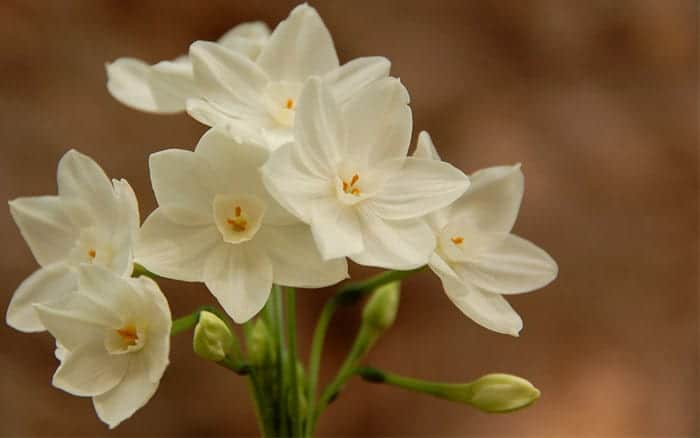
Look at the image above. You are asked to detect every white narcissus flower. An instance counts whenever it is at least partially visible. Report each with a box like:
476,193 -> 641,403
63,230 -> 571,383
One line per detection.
261,77 -> 471,270
136,128 -> 348,323
413,132 -> 558,336
7,150 -> 139,332
34,265 -> 171,429
106,21 -> 270,114
187,3 -> 391,149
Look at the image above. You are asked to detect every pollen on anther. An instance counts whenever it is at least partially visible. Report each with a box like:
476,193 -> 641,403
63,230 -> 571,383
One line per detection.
285,98 -> 294,109
451,236 -> 464,245
351,188 -> 361,196
235,206 -> 242,217
350,174 -> 359,186
88,249 -> 96,259
117,326 -> 138,346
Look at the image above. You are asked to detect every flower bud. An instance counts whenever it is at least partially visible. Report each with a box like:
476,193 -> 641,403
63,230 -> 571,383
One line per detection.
193,311 -> 236,362
362,281 -> 400,334
460,373 -> 540,413
247,318 -> 275,367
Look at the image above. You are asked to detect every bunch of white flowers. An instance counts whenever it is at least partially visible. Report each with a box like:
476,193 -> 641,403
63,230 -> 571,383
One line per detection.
7,4 -> 557,434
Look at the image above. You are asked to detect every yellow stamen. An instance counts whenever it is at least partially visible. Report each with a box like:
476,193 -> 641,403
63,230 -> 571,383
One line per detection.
285,98 -> 294,109
235,206 -> 242,217
88,249 -> 96,259
116,325 -> 138,346
451,236 -> 464,245
227,218 -> 247,231
342,174 -> 362,196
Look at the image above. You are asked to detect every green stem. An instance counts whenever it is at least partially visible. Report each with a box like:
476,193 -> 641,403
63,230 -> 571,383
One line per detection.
286,288 -> 301,437
245,322 -> 274,437
273,286 -> 288,437
305,268 -> 423,437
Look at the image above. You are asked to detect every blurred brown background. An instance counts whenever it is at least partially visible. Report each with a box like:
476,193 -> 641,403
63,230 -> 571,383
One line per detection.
1,0 -> 697,436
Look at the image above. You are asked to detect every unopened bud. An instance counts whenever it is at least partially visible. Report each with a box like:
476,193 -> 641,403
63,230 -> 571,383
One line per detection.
362,281 -> 400,333
193,311 -> 236,362
248,318 -> 274,367
460,373 -> 540,413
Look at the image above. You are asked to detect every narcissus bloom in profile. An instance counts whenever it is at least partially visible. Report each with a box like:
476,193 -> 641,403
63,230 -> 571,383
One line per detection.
262,77 -> 470,270
35,265 -> 171,429
7,150 -> 139,332
107,21 -> 270,113
413,132 -> 558,336
187,3 -> 391,149
137,129 -> 348,323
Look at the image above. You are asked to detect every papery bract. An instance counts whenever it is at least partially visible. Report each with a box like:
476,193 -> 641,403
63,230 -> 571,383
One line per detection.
137,128 -> 348,323
34,265 -> 171,429
414,132 -> 558,336
7,150 -> 139,332
187,4 -> 391,149
107,21 -> 270,113
262,77 -> 470,270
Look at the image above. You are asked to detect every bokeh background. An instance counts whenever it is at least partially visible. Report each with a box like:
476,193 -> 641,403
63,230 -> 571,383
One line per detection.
1,0 -> 697,436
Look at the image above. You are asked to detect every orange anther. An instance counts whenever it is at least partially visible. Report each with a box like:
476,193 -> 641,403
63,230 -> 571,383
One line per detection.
235,206 -> 242,217
285,98 -> 294,109
88,249 -> 96,259
117,326 -> 138,346
350,174 -> 359,186
451,236 -> 464,245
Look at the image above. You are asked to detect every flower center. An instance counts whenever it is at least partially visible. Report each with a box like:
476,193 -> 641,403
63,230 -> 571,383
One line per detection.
342,174 -> 361,196
213,194 -> 266,244
264,81 -> 302,127
116,325 -> 138,347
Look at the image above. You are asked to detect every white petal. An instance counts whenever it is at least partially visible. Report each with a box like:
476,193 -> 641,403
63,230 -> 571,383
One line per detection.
76,265 -> 143,319
53,342 -> 128,397
190,41 -> 268,119
57,150 -> 118,226
294,77 -> 346,177
257,224 -> 348,288
6,263 -> 77,332
93,355 -> 160,429
342,78 -> 412,166
323,57 -> 391,105
106,58 -> 158,112
148,60 -> 199,111
261,143 -> 334,224
9,196 -> 79,267
450,165 -> 524,234
351,207 -> 434,270
310,199 -> 363,260
136,208 -> 221,282
430,257 -> 522,336
186,98 -> 266,145
412,130 -> 441,160
34,295 -> 119,351
370,158 -> 470,220
454,234 -> 558,295
203,244 -> 273,323
194,129 -> 294,225
257,4 -> 339,81
149,149 -> 218,223
219,21 -> 270,45
137,277 -> 172,382
109,179 -> 140,276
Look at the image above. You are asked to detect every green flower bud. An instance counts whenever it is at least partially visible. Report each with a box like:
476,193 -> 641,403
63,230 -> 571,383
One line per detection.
459,373 -> 540,413
362,281 -> 400,333
193,311 -> 236,362
248,318 -> 275,367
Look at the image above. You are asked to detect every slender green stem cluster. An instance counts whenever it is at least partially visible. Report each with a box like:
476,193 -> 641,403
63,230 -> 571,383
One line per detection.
164,266 -> 540,437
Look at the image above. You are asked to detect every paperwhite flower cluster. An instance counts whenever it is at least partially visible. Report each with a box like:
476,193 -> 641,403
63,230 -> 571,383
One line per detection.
7,3 -> 557,429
